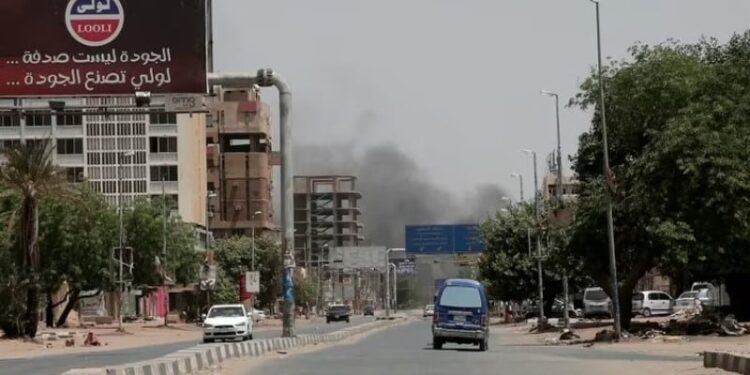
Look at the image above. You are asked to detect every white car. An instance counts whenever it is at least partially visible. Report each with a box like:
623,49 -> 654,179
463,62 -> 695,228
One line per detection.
202,304 -> 253,343
632,291 -> 673,317
583,287 -> 612,318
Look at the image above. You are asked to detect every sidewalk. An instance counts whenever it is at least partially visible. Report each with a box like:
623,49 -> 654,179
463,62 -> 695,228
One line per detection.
492,323 -> 747,374
0,318 -> 319,360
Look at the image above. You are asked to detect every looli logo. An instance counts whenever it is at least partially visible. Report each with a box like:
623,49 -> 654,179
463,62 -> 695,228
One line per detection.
65,0 -> 125,47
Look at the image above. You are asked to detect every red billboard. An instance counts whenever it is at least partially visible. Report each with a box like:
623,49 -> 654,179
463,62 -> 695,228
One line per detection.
0,0 -> 207,97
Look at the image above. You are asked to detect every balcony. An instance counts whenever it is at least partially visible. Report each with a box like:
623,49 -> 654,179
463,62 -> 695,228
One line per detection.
57,125 -> 83,137
150,152 -> 178,164
149,181 -> 178,194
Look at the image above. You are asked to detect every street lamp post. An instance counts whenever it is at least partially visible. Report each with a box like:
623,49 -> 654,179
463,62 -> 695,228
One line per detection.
540,90 -> 571,329
385,248 -> 405,318
251,210 -> 262,271
521,149 -> 545,323
205,191 -> 217,310
590,0 -> 621,340
117,150 -> 135,331
510,173 -> 524,201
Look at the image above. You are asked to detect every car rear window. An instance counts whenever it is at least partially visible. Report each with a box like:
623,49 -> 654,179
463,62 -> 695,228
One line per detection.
585,289 -> 608,301
439,286 -> 482,308
632,293 -> 644,301
329,306 -> 348,312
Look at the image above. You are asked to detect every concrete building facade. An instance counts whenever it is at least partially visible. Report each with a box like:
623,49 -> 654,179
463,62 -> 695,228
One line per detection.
293,175 -> 364,268
205,87 -> 275,239
0,96 -> 207,227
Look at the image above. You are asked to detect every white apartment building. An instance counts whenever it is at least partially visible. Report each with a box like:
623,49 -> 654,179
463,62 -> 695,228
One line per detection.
0,97 -> 207,228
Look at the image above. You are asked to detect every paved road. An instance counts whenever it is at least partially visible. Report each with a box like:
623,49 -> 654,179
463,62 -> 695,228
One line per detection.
243,320 -> 702,375
0,317 -> 372,375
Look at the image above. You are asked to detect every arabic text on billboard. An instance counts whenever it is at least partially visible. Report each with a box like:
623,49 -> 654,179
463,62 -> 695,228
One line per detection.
0,0 -> 207,96
405,224 -> 485,253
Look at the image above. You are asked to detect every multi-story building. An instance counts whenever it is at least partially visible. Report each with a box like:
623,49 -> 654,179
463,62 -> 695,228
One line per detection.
0,96 -> 207,228
293,175 -> 364,268
205,87 -> 275,239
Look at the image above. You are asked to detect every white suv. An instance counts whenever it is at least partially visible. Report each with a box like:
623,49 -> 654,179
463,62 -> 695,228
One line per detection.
203,304 -> 253,343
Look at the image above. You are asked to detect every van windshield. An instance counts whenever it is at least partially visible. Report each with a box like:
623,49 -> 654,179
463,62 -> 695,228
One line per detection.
585,290 -> 609,301
439,286 -> 482,308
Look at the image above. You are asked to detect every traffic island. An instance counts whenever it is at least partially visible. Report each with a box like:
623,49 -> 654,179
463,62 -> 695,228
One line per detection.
704,351 -> 750,374
61,318 -> 403,375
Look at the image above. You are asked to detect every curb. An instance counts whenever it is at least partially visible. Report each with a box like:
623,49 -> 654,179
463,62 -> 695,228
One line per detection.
704,351 -> 750,374
61,319 -> 400,375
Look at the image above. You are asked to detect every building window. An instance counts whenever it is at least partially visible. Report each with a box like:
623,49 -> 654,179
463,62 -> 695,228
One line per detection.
65,167 -> 84,183
149,137 -> 177,153
25,113 -> 52,126
56,138 -> 83,155
150,165 -> 178,182
149,110 -> 177,125
57,113 -> 83,126
208,182 -> 215,193
0,139 -> 21,150
0,114 -> 20,127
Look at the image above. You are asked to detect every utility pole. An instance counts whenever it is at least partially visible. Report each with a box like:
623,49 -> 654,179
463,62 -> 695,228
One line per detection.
511,173 -> 524,201
522,150 -> 545,323
162,177 -> 168,327
591,0 -> 621,340
117,151 -> 134,332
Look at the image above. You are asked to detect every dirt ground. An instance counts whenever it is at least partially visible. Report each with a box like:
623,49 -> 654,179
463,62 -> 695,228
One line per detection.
493,322 -> 748,374
0,318 -> 320,360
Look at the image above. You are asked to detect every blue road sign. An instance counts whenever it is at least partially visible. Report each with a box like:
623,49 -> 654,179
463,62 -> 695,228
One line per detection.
405,224 -> 485,253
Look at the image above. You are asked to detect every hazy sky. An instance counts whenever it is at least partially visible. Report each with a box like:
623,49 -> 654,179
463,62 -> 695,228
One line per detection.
213,0 -> 750,201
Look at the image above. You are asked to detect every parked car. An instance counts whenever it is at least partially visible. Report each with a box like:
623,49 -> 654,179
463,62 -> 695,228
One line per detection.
202,304 -> 253,343
423,304 -> 435,317
431,279 -> 489,351
632,291 -> 674,317
673,291 -> 702,313
326,304 -> 350,323
583,287 -> 612,318
363,305 -> 375,316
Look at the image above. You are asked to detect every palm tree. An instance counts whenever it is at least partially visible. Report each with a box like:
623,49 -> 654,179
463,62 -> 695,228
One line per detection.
0,139 -> 67,337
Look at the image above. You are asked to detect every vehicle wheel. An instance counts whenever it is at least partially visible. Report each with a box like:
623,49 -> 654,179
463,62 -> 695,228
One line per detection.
432,338 -> 443,350
203,338 -> 213,344
642,308 -> 651,317
248,333 -> 253,340
479,340 -> 488,352
346,318 -> 350,323
326,319 -> 330,324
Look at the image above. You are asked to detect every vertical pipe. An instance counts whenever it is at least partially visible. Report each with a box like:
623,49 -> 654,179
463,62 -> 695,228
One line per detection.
531,152 -> 544,322
553,93 -> 570,330
273,73 -> 296,338
592,0 -> 621,340
385,249 -> 390,318
206,0 -> 214,73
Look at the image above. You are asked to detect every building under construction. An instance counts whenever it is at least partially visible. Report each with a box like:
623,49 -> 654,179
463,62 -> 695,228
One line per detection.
293,175 -> 364,269
206,87 -> 277,239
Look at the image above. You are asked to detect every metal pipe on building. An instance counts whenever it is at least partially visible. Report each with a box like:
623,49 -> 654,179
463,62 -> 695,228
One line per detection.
207,70 -> 296,337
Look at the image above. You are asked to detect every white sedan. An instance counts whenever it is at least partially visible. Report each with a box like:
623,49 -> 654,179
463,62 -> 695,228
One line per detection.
203,304 -> 253,343
673,291 -> 702,313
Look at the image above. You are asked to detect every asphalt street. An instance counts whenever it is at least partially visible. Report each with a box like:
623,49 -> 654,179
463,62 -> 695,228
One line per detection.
243,320 -> 703,375
0,316 -> 371,375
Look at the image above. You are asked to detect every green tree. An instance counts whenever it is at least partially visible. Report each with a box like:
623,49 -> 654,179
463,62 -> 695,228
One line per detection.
293,274 -> 318,314
0,140 -> 69,337
213,236 -> 282,310
38,185 -> 118,327
479,202 -> 586,316
124,198 -> 199,287
568,35 -> 750,327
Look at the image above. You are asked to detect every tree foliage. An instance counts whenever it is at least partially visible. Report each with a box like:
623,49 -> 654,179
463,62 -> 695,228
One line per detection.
124,198 -> 199,287
569,32 -> 750,326
213,236 -> 282,310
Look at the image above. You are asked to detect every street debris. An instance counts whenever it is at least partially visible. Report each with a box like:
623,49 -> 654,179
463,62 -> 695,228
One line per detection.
559,328 -> 580,341
639,329 -> 665,339
64,338 -> 75,347
83,332 -> 101,346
